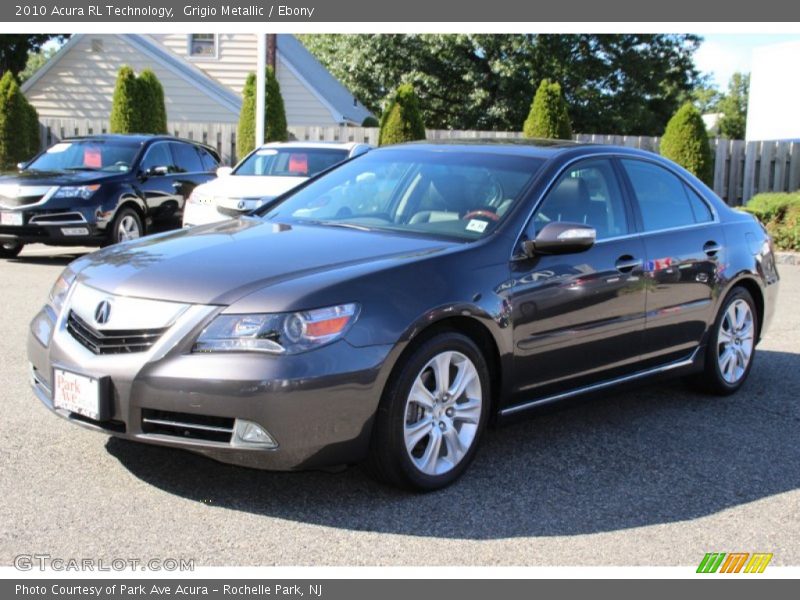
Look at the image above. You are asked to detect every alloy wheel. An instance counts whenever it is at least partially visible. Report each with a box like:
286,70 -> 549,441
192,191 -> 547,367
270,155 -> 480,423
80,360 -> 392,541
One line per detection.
717,298 -> 755,384
403,351 -> 482,476
117,215 -> 141,242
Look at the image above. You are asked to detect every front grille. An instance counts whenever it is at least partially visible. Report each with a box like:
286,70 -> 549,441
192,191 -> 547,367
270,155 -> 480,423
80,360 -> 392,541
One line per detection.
141,409 -> 234,443
67,311 -> 167,355
0,193 -> 44,208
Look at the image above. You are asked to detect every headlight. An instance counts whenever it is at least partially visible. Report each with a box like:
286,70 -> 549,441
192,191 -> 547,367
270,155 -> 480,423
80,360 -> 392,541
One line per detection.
193,303 -> 359,355
47,267 -> 77,315
53,184 -> 100,200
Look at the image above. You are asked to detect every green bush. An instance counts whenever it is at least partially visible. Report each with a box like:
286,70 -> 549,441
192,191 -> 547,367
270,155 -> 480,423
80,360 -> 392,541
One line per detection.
378,84 -> 426,146
109,66 -> 141,133
523,79 -> 572,140
109,66 -> 168,134
742,192 -> 800,251
361,115 -> 379,127
265,66 -> 288,144
237,68 -> 288,158
0,71 -> 40,170
137,69 -> 168,134
660,102 -> 713,185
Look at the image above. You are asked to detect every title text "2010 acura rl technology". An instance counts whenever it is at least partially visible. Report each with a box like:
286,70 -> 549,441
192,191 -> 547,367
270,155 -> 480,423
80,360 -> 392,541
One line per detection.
27,140 -> 779,490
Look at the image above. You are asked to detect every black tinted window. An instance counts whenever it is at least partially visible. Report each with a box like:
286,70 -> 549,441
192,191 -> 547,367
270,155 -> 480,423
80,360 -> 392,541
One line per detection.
534,159 -> 629,240
621,159 -> 711,231
198,147 -> 219,171
686,185 -> 714,223
169,143 -> 203,173
139,143 -> 172,171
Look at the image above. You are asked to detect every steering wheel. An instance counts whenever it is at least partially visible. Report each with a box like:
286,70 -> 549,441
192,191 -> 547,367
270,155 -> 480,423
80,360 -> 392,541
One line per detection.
462,209 -> 501,222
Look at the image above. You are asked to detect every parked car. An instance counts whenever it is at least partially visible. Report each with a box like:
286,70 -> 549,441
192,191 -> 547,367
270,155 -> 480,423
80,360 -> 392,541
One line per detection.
182,141 -> 371,227
0,135 -> 220,258
28,140 -> 779,491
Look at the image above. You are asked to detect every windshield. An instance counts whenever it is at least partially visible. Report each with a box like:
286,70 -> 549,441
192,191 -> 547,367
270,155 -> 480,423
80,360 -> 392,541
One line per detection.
27,140 -> 141,173
261,149 -> 544,241
235,147 -> 349,178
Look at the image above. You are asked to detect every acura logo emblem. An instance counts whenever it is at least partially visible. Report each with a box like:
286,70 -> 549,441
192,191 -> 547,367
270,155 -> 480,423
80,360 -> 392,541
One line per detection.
237,200 -> 246,210
94,300 -> 112,326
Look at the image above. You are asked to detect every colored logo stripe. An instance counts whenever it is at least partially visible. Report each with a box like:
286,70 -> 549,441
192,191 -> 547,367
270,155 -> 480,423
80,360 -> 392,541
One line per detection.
697,552 -> 773,573
744,553 -> 773,573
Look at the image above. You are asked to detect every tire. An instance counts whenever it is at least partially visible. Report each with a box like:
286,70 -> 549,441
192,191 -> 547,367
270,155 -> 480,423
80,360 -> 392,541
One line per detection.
106,207 -> 143,246
0,241 -> 24,259
366,332 -> 491,491
691,286 -> 758,396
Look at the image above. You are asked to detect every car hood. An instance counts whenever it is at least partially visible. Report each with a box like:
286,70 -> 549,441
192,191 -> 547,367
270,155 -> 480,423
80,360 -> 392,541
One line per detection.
196,175 -> 308,200
71,217 -> 457,306
0,169 -> 118,188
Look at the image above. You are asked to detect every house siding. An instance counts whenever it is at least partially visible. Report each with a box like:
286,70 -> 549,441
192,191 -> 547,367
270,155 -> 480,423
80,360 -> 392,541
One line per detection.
149,33 -> 340,126
24,34 -> 238,123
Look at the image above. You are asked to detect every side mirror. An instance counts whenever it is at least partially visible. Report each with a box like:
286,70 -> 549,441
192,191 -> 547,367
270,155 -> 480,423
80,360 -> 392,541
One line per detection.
16,162 -> 27,171
524,222 -> 597,256
216,166 -> 234,177
143,165 -> 169,177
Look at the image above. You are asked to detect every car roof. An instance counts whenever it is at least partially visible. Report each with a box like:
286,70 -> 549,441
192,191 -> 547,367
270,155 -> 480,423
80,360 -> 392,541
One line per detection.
58,134 -> 220,157
380,138 -> 656,160
258,141 -> 369,151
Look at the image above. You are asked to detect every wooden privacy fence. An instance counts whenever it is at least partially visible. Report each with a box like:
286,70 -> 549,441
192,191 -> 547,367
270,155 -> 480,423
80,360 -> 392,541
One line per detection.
37,119 -> 800,205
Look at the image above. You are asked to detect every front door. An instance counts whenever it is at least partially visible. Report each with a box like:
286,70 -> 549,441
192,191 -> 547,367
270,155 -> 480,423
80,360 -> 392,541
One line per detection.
505,158 -> 647,402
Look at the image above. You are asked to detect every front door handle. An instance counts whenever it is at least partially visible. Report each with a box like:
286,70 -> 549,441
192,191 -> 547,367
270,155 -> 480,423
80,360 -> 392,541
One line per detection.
703,241 -> 721,257
171,181 -> 182,190
615,255 -> 642,273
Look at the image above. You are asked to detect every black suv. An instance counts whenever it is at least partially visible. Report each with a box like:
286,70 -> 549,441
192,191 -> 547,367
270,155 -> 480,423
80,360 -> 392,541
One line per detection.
0,135 -> 220,258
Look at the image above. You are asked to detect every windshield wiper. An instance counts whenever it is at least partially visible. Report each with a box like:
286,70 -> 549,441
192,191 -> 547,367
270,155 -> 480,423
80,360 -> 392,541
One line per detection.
63,166 -> 100,171
315,221 -> 374,232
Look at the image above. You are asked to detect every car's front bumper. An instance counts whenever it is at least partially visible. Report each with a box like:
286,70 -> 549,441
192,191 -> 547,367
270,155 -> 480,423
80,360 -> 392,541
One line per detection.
0,203 -> 107,246
27,292 -> 393,471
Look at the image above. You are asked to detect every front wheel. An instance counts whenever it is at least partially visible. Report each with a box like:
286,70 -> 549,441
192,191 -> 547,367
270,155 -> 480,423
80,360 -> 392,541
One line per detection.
691,287 -> 758,395
106,207 -> 143,246
366,332 -> 490,491
0,241 -> 24,259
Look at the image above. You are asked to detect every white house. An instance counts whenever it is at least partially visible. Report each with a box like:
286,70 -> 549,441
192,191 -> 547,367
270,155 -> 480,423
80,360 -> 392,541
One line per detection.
21,33 -> 373,127
746,40 -> 800,141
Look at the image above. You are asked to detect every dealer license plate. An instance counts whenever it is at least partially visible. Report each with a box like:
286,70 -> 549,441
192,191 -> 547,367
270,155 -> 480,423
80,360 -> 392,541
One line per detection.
0,211 -> 23,226
53,369 -> 101,420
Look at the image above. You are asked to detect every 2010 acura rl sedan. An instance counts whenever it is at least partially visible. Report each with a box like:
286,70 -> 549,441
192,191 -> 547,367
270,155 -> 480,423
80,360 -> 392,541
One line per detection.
27,140 -> 779,491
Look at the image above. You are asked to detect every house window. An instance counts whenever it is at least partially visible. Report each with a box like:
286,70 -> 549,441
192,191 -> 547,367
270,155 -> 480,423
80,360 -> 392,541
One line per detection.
188,34 -> 216,58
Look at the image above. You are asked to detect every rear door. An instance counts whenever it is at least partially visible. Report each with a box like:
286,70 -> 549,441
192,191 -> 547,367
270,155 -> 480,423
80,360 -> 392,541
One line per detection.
618,158 -> 724,365
506,157 -> 647,401
167,142 -> 216,218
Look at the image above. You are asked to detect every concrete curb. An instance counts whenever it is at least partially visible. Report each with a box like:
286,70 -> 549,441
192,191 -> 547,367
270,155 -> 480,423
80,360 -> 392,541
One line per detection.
776,252 -> 800,265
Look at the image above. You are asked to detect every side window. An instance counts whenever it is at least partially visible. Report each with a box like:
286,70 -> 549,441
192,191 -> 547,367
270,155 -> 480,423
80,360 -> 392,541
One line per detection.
621,159 -> 713,231
139,143 -> 172,172
198,147 -> 219,171
169,143 -> 204,173
533,159 -> 628,240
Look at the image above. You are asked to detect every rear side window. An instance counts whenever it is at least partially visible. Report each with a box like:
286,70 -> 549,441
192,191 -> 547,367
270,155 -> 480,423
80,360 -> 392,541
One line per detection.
621,159 -> 714,231
169,142 -> 204,173
198,147 -> 219,171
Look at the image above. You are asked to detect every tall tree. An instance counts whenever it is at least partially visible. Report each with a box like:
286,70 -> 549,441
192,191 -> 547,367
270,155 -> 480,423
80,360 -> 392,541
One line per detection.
378,84 -> 426,146
299,34 -> 701,135
0,35 -> 66,78
717,72 -> 749,140
660,102 -> 713,185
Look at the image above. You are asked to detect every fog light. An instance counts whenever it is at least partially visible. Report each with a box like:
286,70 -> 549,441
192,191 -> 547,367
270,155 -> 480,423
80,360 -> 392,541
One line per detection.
233,419 -> 278,449
61,227 -> 89,236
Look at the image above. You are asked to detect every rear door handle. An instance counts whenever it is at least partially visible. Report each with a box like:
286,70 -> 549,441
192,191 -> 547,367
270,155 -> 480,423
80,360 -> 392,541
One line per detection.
615,255 -> 642,273
703,241 -> 721,257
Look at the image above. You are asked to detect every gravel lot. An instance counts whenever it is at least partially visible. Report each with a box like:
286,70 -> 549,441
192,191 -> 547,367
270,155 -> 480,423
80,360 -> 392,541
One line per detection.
1,244 -> 798,566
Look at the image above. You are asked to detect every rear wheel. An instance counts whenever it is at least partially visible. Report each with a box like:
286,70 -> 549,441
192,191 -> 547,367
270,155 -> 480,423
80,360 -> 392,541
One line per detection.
106,207 -> 143,246
366,332 -> 490,491
691,287 -> 758,395
0,241 -> 24,259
